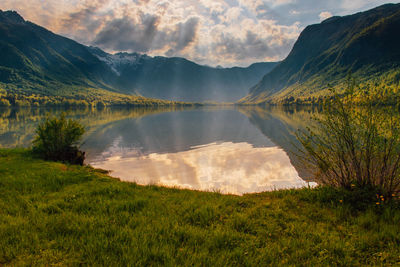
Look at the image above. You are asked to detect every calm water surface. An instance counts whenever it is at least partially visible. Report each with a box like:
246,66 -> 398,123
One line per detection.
0,106 -> 318,194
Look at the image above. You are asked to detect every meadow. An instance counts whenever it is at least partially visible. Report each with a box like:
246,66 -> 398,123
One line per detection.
1,149 -> 399,266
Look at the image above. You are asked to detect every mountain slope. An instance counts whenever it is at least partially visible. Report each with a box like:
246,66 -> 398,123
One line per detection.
89,48 -> 278,102
240,3 -> 400,104
0,10 -> 117,96
0,10 -> 277,102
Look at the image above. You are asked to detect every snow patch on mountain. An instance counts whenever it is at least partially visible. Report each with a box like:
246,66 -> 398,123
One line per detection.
89,47 -> 147,76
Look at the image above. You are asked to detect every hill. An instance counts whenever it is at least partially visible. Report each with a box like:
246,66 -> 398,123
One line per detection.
240,4 -> 400,104
0,10 -> 277,103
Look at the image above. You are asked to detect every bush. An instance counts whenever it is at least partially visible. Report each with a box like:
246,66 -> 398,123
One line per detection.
296,89 -> 400,201
14,99 -> 30,107
302,185 -> 386,211
0,98 -> 11,107
32,113 -> 86,165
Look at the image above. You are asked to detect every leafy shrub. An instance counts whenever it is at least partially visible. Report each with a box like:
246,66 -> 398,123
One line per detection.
14,99 -> 30,107
0,98 -> 11,107
297,89 -> 400,201
32,113 -> 85,165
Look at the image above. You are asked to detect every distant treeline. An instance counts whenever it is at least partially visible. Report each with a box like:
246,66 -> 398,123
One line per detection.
0,90 -> 200,108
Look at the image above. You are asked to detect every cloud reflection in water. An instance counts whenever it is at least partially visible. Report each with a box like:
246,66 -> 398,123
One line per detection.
90,141 -> 313,195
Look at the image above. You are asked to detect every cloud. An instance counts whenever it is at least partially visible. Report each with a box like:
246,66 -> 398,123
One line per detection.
91,13 -> 199,55
60,3 -> 106,44
0,0 -> 394,66
93,14 -> 160,52
339,0 -> 386,12
92,142 -> 308,195
319,11 -> 333,21
224,7 -> 242,22
208,27 -> 296,65
166,17 -> 199,55
264,0 -> 296,7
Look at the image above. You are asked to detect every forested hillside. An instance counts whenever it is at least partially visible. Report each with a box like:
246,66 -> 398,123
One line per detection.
240,4 -> 400,105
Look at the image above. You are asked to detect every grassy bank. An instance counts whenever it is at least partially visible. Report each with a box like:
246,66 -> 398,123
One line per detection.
1,149 -> 399,266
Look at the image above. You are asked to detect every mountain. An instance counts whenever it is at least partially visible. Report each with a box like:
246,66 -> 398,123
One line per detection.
240,4 -> 400,104
89,47 -> 278,102
0,10 -> 117,96
0,10 -> 278,102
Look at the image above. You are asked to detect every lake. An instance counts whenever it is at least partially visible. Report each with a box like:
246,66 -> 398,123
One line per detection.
0,106 -> 319,194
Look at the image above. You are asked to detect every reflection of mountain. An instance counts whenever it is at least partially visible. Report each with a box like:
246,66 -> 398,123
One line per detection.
83,106 -> 318,181
238,106 -> 318,180
1,106 -> 318,181
83,108 -> 274,160
0,107 -> 183,148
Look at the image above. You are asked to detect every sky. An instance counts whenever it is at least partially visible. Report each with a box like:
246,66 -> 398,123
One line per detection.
0,0 -> 398,67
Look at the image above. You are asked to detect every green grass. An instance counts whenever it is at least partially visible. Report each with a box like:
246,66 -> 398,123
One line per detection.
0,149 -> 400,266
